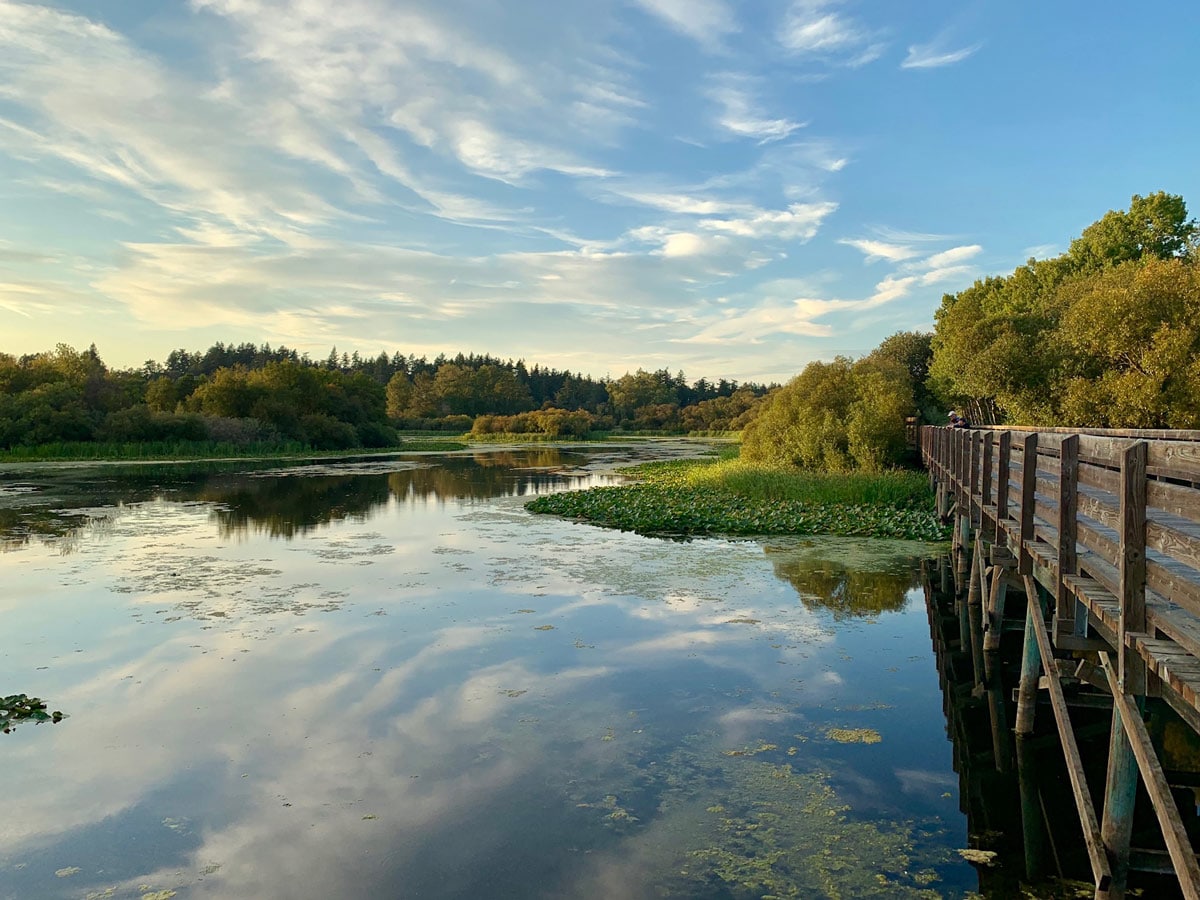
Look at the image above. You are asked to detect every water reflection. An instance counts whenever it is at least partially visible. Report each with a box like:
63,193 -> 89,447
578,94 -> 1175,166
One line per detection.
764,537 -> 925,618
0,447 -> 976,899
0,448 -> 609,549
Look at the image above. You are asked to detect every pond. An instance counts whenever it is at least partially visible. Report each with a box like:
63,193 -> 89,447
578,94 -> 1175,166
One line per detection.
1,443 -> 976,899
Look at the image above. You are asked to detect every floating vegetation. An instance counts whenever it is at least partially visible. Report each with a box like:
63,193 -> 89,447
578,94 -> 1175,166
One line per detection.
525,456 -> 948,541
957,848 -> 999,866
533,624 -> 555,631
724,617 -> 761,625
826,727 -> 883,744
1,694 -> 65,733
723,742 -> 778,757
659,760 -> 948,899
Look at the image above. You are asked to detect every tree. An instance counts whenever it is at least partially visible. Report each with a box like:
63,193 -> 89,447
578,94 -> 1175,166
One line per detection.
606,369 -> 677,420
385,372 -> 413,420
1067,192 -> 1196,270
741,356 -> 915,471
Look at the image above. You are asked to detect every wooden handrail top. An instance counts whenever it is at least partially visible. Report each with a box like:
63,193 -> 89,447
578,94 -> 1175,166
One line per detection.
942,424 -> 1200,443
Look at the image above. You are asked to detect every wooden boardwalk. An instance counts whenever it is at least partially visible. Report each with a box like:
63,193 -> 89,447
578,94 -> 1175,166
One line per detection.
922,424 -> 1200,899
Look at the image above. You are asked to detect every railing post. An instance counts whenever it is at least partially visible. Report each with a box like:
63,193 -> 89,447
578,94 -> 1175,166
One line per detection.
982,430 -> 994,519
1119,441 -> 1148,696
1019,433 -> 1038,576
997,430 -> 1012,526
1056,434 -> 1080,641
969,430 -> 981,526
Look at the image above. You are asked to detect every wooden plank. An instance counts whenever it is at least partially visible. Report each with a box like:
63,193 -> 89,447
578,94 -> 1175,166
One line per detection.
1146,559 -> 1200,627
1100,652 -> 1200,899
1078,491 -> 1120,532
1078,519 -> 1121,574
1148,479 -> 1200,526
1120,441 -> 1148,696
1148,442 -> 1200,483
1077,434 -> 1134,466
1147,520 -> 1200,574
1023,575 -> 1113,892
1079,460 -> 1121,495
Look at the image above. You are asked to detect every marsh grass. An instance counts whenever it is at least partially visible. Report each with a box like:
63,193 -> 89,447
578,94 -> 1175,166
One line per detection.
526,454 -> 947,541
634,457 -> 934,508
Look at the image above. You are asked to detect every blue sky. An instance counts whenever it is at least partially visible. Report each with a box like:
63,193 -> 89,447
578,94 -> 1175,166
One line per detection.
1,1 -> 1197,382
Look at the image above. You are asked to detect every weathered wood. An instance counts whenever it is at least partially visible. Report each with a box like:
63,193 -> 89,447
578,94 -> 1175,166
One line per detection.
997,431 -> 1012,524
1057,435 -> 1080,640
1101,698 -> 1140,899
984,566 -> 1008,653
1120,442 -> 1148,696
1020,433 -> 1038,576
921,423 -> 1200,891
1023,575 -> 1113,892
1016,734 -> 1047,879
1101,653 -> 1200,900
1077,434 -> 1134,467
1015,592 -> 1041,736
970,430 -> 982,526
982,430 -> 995,512
967,538 -> 986,691
992,424 -> 1200,442
1078,460 -> 1121,495
1147,520 -> 1200,576
1148,479 -> 1200,526
1148,442 -> 1200,483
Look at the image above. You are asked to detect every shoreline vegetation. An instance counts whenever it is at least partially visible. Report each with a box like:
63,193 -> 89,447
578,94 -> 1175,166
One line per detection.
525,451 -> 948,542
0,436 -> 470,463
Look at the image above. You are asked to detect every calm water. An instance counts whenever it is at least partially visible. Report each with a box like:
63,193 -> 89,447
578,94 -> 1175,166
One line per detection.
1,444 -> 975,899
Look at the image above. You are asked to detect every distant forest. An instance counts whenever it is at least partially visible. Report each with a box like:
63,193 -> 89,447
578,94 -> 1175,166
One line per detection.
0,342 -> 773,452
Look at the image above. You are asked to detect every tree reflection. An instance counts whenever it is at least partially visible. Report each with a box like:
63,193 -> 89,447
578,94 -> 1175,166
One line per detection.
766,539 -> 923,619
1,449 -> 589,549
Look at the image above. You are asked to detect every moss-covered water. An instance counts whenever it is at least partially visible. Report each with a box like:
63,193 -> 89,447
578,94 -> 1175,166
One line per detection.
0,442 -> 980,899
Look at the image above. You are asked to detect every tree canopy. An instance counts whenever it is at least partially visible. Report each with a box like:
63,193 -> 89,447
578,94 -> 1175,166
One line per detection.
928,191 -> 1199,426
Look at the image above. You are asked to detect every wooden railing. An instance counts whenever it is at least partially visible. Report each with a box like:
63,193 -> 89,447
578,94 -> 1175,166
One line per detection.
921,424 -> 1200,899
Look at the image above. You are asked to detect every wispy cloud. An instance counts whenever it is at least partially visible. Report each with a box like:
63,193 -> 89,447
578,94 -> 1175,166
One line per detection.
902,40 -> 981,69
839,238 -> 920,263
708,76 -> 805,143
779,0 -> 885,66
922,244 -> 981,268
630,0 -> 738,48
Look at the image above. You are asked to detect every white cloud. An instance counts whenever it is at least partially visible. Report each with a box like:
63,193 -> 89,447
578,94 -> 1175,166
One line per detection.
779,0 -> 884,65
840,238 -> 920,263
630,0 -> 738,47
708,78 -> 805,143
902,41 -> 981,69
922,244 -> 981,268
699,201 -> 838,241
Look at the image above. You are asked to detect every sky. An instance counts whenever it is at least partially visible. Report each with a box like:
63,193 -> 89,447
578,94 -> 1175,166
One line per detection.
1,1 -> 1198,383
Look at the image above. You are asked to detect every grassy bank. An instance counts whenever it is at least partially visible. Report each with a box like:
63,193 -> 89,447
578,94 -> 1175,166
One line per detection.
525,455 -> 948,541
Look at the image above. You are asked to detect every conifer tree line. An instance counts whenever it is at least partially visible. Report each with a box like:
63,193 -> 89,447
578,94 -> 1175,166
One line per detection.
0,341 -> 771,451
